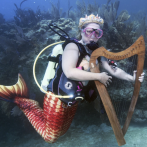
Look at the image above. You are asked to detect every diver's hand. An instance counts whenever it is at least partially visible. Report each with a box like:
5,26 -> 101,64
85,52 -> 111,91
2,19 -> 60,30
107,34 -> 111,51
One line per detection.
99,72 -> 112,87
133,70 -> 145,82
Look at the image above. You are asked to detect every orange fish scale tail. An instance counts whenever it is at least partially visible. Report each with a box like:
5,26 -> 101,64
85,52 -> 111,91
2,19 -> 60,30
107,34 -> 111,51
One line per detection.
14,97 -> 46,137
0,74 -> 78,143
44,94 -> 78,143
0,74 -> 28,100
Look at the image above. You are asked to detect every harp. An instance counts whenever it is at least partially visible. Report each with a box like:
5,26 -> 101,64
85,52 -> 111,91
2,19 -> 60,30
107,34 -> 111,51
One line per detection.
89,36 -> 145,146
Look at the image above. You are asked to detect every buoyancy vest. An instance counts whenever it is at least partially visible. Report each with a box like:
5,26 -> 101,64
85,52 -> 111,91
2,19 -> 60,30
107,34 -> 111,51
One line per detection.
47,38 -> 89,105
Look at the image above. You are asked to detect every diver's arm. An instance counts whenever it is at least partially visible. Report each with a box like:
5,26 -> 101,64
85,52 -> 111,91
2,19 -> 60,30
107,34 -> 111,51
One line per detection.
101,57 -> 134,82
62,43 -> 112,86
101,57 -> 144,82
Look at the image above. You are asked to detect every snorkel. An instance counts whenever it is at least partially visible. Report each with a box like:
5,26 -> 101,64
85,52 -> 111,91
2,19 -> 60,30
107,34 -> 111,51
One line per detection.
48,23 -> 70,41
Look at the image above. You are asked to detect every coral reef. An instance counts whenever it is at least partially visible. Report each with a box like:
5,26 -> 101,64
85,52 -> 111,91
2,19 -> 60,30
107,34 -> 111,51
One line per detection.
0,17 -> 77,116
13,0 -> 68,27
76,0 -> 87,16
14,4 -> 40,27
50,0 -> 61,20
13,1 -> 52,27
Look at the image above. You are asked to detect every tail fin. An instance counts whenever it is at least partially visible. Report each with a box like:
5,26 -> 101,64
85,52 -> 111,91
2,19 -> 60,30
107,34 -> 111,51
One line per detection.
0,74 -> 29,101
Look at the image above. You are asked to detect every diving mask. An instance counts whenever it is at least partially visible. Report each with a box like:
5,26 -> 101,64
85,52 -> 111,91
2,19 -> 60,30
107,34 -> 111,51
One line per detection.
82,27 -> 103,39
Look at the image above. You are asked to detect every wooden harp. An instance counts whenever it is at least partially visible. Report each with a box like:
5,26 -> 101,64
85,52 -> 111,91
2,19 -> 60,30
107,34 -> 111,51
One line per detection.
89,36 -> 145,146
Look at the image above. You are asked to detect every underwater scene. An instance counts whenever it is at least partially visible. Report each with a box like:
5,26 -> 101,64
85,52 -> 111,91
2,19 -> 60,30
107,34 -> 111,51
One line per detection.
0,0 -> 147,146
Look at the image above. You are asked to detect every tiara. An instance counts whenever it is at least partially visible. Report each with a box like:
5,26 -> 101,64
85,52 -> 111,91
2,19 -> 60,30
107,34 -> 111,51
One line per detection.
79,14 -> 104,28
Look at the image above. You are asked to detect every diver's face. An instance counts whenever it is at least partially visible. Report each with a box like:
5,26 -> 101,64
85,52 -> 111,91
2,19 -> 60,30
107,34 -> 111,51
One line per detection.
81,23 -> 101,45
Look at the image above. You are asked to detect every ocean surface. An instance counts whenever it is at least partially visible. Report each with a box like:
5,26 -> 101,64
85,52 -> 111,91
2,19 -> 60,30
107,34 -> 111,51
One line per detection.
0,0 -> 147,147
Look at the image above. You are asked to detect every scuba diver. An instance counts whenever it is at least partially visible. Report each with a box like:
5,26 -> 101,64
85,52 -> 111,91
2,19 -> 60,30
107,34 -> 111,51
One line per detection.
0,14 -> 145,143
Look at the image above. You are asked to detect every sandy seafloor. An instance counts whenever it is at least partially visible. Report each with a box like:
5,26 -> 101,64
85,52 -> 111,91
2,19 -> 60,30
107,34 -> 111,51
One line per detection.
0,102 -> 147,147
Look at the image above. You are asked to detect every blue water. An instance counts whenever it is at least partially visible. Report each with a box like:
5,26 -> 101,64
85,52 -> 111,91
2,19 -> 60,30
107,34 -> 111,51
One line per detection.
1,0 -> 147,21
0,0 -> 147,147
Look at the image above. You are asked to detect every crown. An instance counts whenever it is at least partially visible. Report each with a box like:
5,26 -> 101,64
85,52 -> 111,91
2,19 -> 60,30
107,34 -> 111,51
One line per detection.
79,14 -> 104,28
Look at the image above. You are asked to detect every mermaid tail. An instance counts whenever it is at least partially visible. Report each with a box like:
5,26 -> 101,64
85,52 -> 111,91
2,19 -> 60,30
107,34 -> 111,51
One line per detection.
0,74 -> 78,143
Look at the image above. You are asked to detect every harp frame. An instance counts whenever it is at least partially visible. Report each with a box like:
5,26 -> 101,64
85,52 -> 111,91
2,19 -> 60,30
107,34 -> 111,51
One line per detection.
89,36 -> 145,146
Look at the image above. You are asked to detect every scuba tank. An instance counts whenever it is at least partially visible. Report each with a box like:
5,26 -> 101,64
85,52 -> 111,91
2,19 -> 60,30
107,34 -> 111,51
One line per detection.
41,22 -> 70,93
41,44 -> 63,93
41,22 -> 86,106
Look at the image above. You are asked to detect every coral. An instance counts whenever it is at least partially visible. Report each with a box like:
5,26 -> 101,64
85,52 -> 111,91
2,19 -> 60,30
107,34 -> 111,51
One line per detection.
68,6 -> 73,18
67,0 -> 72,18
130,13 -> 147,41
75,0 -> 120,26
76,0 -> 87,16
14,5 -> 38,27
68,10 -> 77,22
0,35 -> 17,54
87,3 -> 99,15
20,0 -> 27,8
14,2 -> 52,27
117,10 -> 130,22
113,0 -> 120,12
98,1 -> 120,25
108,26 -> 127,49
14,25 -> 26,40
50,1 -> 60,20
104,9 -> 146,52
49,0 -> 65,20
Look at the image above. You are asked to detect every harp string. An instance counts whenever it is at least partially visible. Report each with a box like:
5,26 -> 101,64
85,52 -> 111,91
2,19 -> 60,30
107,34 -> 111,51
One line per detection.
115,57 -> 134,124
104,55 -> 138,125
